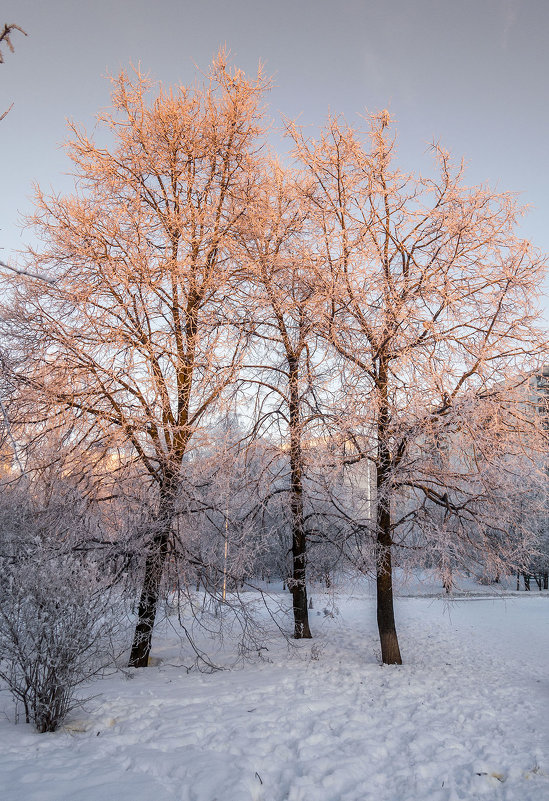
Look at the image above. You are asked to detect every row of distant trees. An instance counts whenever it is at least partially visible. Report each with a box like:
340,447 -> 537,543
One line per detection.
0,52 -> 547,677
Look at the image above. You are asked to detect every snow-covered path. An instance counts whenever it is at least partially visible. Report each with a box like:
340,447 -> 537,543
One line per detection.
1,593 -> 548,801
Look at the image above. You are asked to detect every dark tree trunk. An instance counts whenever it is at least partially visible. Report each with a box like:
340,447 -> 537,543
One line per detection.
544,572 -> 548,590
375,358 -> 402,665
288,356 -> 311,639
129,480 -> 175,667
376,500 -> 402,664
523,573 -> 531,591
290,522 -> 311,639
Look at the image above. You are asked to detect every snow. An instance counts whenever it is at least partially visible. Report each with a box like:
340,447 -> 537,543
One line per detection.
1,580 -> 549,801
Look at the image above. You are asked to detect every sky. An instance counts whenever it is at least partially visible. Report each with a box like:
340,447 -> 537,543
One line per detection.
1,0 -> 548,313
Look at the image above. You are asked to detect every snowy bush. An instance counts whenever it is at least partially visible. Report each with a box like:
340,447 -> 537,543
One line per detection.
0,541 -> 119,732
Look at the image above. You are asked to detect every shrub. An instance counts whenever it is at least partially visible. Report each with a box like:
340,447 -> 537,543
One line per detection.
0,542 -> 118,732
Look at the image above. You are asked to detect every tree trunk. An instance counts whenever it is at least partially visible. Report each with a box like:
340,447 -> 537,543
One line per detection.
288,356 -> 312,639
290,524 -> 311,639
376,502 -> 402,664
128,480 -> 175,667
375,359 -> 402,665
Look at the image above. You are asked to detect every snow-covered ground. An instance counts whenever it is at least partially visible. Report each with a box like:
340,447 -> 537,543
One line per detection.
1,578 -> 548,801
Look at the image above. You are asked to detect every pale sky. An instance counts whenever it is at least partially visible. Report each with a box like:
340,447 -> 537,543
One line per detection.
1,0 -> 548,312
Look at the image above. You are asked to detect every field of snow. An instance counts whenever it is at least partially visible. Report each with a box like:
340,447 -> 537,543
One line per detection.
1,578 -> 548,801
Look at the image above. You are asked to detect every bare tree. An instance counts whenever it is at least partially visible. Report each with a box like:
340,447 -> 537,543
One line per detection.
236,163 -> 326,638
292,112 -> 548,664
1,53 -> 269,667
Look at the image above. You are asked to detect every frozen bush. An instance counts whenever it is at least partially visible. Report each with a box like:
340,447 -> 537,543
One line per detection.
0,543 -> 119,732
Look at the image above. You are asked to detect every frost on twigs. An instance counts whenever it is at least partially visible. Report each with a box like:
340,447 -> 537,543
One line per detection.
0,503 -> 121,733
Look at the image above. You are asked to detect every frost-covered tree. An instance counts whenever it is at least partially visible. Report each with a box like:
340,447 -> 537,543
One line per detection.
292,112 -> 548,663
1,52 -> 269,667
236,162 -> 331,638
